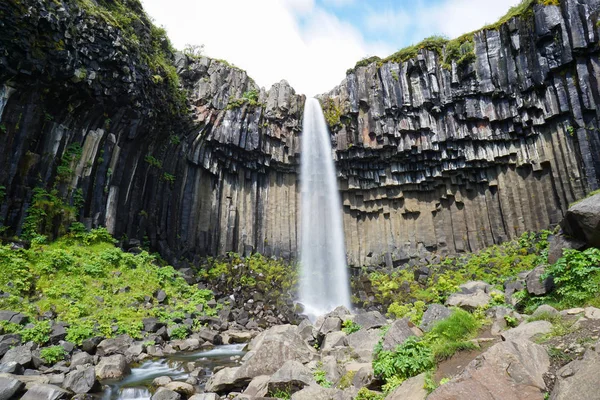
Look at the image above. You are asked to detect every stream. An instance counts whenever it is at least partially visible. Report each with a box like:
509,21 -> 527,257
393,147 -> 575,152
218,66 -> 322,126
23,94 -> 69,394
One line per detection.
100,344 -> 247,399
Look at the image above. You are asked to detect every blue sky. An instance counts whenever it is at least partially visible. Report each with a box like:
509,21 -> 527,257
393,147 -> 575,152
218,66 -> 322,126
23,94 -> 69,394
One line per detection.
142,0 -> 520,96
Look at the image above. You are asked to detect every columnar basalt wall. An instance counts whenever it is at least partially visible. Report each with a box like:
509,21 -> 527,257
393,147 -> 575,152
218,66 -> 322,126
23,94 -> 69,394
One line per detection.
0,0 -> 599,269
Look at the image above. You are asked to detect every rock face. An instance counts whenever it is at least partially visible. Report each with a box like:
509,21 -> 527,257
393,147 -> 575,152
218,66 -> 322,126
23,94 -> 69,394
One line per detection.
428,338 -> 550,400
551,340 -> 600,400
0,0 -> 599,268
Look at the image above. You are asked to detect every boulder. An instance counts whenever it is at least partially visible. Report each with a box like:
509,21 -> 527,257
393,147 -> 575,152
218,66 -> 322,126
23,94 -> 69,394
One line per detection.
551,342 -> 600,400
420,304 -> 452,332
321,331 -> 347,351
562,193 -> 600,248
267,360 -> 313,394
48,324 -> 67,345
0,311 -> 27,325
151,388 -> 182,400
446,291 -> 491,311
353,311 -> 387,330
346,329 -> 381,363
20,384 -> 69,400
381,319 -> 420,351
0,376 -> 25,400
428,339 -> 549,400
189,394 -> 220,400
458,281 -> 492,294
197,328 -> 222,344
290,385 -> 338,400
95,355 -> 130,380
204,367 -> 247,394
153,376 -> 173,387
386,373 -> 428,400
547,234 -> 587,264
143,317 -> 166,333
526,266 -> 554,296
504,279 -> 525,306
1,343 -> 33,368
96,335 -> 134,356
351,365 -> 377,389
0,334 -> 21,357
164,381 -> 195,396
532,304 -> 559,319
242,375 -> 270,397
317,317 -> 342,336
0,361 -> 24,374
63,366 -> 100,394
501,321 -> 552,342
81,337 -> 103,355
297,319 -> 316,343
70,352 -> 93,368
584,307 -> 600,320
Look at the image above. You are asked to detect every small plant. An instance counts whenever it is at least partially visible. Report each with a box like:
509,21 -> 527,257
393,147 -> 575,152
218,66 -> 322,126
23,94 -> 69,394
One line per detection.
373,336 -> 434,383
567,125 -> 575,136
426,309 -> 480,360
270,387 -> 291,400
169,135 -> 181,145
355,387 -> 384,400
162,172 -> 176,184
66,324 -> 95,345
313,368 -> 333,388
342,320 -> 361,334
40,345 -> 67,364
0,123 -> 6,133
145,155 -> 163,169
20,321 -> 52,345
183,43 -> 204,58
169,325 -> 189,340
504,315 -> 519,328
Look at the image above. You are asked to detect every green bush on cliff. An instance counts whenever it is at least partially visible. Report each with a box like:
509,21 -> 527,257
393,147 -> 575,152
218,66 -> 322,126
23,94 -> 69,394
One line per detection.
0,227 -> 216,343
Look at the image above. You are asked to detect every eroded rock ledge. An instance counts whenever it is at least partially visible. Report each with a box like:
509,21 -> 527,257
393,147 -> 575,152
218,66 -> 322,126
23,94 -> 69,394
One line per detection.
0,0 -> 599,267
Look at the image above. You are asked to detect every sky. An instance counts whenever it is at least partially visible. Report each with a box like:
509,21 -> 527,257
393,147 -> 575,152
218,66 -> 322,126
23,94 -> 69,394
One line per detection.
141,0 -> 521,96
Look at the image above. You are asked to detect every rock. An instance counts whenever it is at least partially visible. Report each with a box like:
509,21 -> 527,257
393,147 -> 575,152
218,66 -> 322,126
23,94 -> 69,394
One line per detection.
353,311 -> 387,330
151,388 -> 182,400
317,317 -> 342,336
164,381 -> 195,396
20,384 -> 69,400
0,334 -> 21,357
501,321 -> 553,341
320,355 -> 342,384
0,361 -> 24,374
562,193 -> 600,248
1,343 -> 33,368
70,352 -> 93,369
321,331 -> 347,351
0,376 -> 25,400
428,339 -> 549,400
63,366 -> 100,394
290,385 -> 338,400
526,266 -> 554,296
551,342 -> 600,400
0,311 -> 28,325
382,319 -> 420,351
143,318 -> 166,333
81,337 -> 103,355
189,394 -> 220,400
267,360 -> 313,394
297,320 -> 316,342
584,307 -> 600,320
532,304 -> 559,318
386,373 -> 428,400
242,375 -> 270,397
96,335 -> 134,356
420,304 -> 452,332
446,291 -> 491,311
346,329 -> 381,363
458,281 -> 493,294
153,376 -> 173,387
95,355 -> 130,380
351,365 -> 377,389
197,328 -> 222,344
504,279 -> 526,306
154,290 -> 167,303
205,367 -> 247,394
547,234 -> 587,264
125,344 -> 145,358
48,324 -> 67,345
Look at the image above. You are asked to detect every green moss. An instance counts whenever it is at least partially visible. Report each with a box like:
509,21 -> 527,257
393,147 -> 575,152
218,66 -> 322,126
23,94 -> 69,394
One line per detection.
226,89 -> 261,110
321,98 -> 342,128
40,345 -> 67,363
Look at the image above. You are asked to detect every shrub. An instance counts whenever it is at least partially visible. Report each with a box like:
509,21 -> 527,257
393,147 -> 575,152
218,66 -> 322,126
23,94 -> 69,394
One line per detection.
355,387 -> 384,400
40,346 -> 67,364
313,368 -> 333,388
426,309 -> 481,360
342,320 -> 361,334
169,325 -> 189,340
20,321 -> 52,345
373,336 -> 434,383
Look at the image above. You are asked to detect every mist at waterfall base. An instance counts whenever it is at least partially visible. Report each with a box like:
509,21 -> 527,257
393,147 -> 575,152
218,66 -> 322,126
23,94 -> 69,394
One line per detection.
299,98 -> 351,321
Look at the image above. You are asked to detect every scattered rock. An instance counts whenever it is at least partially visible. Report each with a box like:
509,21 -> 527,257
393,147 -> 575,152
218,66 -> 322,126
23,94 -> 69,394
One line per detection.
386,373 -> 428,400
547,234 -> 587,264
20,384 -> 69,400
153,376 -> 173,387
351,365 -> 377,389
446,291 -> 491,311
526,266 -> 554,296
63,366 -> 100,394
143,318 -> 166,333
584,307 -> 600,320
290,385 -> 338,400
532,305 -> 559,318
96,335 -> 134,357
0,311 -> 28,325
420,304 -> 452,332
164,381 -> 195,396
95,355 -> 130,380
551,342 -> 600,400
501,321 -> 553,341
321,331 -> 347,351
382,319 -> 420,351
204,367 -> 246,394
1,343 -> 34,368
346,329 -> 381,363
266,360 -> 313,394
353,311 -> 387,330
189,394 -> 220,400
151,388 -> 182,400
242,375 -> 270,397
0,334 -> 21,357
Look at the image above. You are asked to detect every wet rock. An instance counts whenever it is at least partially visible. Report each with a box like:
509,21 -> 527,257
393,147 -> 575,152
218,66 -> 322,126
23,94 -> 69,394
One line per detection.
63,366 -> 100,394
151,388 -> 182,400
95,355 -> 130,380
420,304 -> 452,332
386,373 -> 427,400
526,266 -> 554,296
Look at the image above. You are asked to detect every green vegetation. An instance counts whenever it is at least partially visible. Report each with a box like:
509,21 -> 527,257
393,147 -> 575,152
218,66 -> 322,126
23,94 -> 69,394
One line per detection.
342,320 -> 361,334
426,309 -> 480,360
169,325 -> 189,340
0,227 -> 216,344
145,154 -> 163,169
56,143 -> 83,182
162,172 -> 176,184
570,189 -> 600,207
270,387 -> 292,400
321,98 -> 343,128
314,367 -> 333,388
22,188 -> 77,240
355,387 -> 384,400
361,231 -> 551,320
226,90 -> 262,110
40,346 -> 67,364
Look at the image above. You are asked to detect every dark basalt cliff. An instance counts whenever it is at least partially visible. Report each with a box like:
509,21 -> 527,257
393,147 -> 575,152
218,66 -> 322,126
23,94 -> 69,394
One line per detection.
0,0 -> 599,268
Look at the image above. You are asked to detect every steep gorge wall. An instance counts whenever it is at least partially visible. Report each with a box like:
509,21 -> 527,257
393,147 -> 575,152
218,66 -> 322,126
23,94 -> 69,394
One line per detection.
0,0 -> 599,268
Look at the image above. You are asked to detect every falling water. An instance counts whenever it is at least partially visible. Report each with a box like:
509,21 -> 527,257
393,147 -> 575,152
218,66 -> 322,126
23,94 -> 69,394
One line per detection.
299,98 -> 351,320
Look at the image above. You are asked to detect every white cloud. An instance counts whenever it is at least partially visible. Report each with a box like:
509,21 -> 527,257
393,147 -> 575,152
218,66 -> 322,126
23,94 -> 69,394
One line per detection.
365,9 -> 411,36
322,0 -> 356,6
141,0 -> 390,96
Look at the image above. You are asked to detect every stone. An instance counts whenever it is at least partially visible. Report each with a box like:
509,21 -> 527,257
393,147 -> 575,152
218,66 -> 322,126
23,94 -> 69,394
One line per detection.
20,384 -> 69,400
504,279 -> 526,306
382,318 -> 419,351
153,376 -> 173,387
96,335 -> 134,356
321,331 -> 347,351
164,381 -> 195,396
242,375 -> 270,397
547,234 -> 587,264
551,342 -> 600,400
48,324 -> 67,345
317,317 -> 342,336
223,331 -> 253,343
1,343 -> 33,368
204,367 -> 246,394
63,366 -> 100,394
0,361 -> 24,374
81,337 -> 103,355
346,329 -> 381,363
0,376 -> 25,400
189,394 -> 220,400
428,339 -> 549,400
353,311 -> 387,330
197,328 -> 222,344
501,321 -> 553,341
143,318 -> 165,333
290,385 -> 338,400
0,334 -> 21,357
266,360 -> 313,394
446,291 -> 491,311
458,281 -> 492,294
584,307 -> 600,320
532,304 -> 559,318
151,388 -> 182,400
95,355 -> 130,380
0,311 -> 28,325
386,373 -> 428,400
562,193 -> 600,248
420,304 -> 452,332
154,290 -> 167,303
526,266 -> 554,296
351,365 -> 376,389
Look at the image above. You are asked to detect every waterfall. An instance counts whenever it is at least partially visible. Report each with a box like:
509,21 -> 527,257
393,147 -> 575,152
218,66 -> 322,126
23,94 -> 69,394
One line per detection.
299,98 -> 351,320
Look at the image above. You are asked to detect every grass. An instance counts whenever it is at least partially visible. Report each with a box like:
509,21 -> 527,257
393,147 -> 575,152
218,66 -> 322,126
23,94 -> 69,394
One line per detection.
0,228 -> 217,344
426,309 -> 481,360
